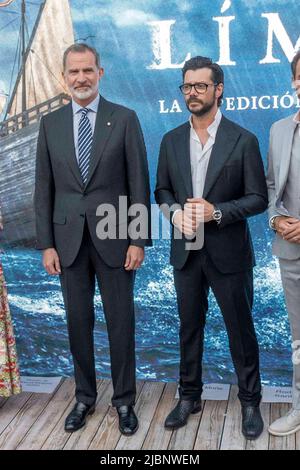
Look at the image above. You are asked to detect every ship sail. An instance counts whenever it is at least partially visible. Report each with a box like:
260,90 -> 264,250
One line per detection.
0,0 -> 74,248
0,93 -> 6,114
6,0 -> 74,117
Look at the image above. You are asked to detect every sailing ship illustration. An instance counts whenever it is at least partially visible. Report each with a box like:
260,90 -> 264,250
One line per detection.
0,0 -> 74,247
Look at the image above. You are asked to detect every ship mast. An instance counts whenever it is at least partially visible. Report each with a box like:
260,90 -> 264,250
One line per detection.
21,0 -> 26,116
0,0 -> 27,122
2,0 -> 73,126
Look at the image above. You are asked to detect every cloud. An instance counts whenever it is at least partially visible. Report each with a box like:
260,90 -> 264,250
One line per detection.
112,9 -> 159,27
71,3 -> 158,28
243,0 -> 294,14
0,27 -> 20,50
176,1 -> 193,13
0,80 -> 8,93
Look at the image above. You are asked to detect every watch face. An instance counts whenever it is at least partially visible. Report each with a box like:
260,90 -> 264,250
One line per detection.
213,210 -> 222,220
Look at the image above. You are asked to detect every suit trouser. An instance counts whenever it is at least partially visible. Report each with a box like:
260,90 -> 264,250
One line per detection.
59,223 -> 136,407
279,257 -> 300,409
174,247 -> 262,406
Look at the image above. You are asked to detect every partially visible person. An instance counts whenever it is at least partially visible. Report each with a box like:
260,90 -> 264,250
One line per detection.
267,49 -> 300,437
0,208 -> 21,398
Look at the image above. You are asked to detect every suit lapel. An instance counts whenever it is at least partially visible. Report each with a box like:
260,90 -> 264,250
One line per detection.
174,123 -> 193,197
63,103 -> 84,188
202,116 -> 240,199
278,118 -> 297,196
84,95 -> 114,188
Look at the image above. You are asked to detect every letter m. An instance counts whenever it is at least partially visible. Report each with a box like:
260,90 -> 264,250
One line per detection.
260,13 -> 300,64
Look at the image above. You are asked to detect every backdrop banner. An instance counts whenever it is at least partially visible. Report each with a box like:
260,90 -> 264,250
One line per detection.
0,0 -> 299,386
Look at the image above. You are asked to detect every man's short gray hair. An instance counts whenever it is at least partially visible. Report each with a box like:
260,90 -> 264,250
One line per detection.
63,43 -> 101,70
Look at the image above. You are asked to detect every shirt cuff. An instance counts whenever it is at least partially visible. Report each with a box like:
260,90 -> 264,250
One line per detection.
172,209 -> 182,226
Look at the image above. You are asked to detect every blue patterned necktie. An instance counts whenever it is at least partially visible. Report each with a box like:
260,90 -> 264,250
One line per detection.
78,107 -> 93,184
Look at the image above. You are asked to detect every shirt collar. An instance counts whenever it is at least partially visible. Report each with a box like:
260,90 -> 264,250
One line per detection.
293,111 -> 300,125
72,94 -> 100,115
189,108 -> 222,138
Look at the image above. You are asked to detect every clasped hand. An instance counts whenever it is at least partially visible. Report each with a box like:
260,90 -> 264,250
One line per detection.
275,216 -> 300,243
173,198 -> 215,237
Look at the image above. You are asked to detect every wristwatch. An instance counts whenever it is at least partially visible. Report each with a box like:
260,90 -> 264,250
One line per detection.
212,207 -> 222,224
270,216 -> 278,231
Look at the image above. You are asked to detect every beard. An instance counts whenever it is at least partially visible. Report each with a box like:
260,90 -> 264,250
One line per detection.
186,95 -> 216,117
70,84 -> 98,101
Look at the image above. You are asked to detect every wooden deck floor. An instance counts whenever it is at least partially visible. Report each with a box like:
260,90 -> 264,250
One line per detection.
0,379 -> 299,450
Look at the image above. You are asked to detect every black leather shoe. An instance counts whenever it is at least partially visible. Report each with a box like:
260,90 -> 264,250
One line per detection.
116,405 -> 138,436
165,399 -> 202,429
64,402 -> 95,433
241,405 -> 264,440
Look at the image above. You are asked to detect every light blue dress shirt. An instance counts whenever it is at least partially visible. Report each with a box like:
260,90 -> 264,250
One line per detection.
72,94 -> 100,163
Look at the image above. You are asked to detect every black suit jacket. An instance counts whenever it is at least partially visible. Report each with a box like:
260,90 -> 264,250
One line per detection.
155,115 -> 268,273
35,95 -> 151,268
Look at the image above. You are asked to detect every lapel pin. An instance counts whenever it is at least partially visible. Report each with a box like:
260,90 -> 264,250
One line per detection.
107,122 -> 111,126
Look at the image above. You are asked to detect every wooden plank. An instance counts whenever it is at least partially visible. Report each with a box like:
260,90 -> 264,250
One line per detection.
17,378 -> 75,450
116,381 -> 165,450
246,403 -> 270,450
64,380 -> 113,450
0,384 -> 60,450
269,403 -> 296,450
168,406 -> 203,450
0,392 -> 32,441
89,381 -> 144,450
2,379 -> 297,451
41,379 -> 104,450
220,385 -> 246,450
194,400 -> 227,450
142,382 -> 177,450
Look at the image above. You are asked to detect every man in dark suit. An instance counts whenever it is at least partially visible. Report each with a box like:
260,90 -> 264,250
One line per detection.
155,56 -> 268,440
35,43 -> 151,435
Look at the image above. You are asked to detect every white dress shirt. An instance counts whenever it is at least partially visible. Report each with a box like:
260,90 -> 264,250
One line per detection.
189,108 -> 222,198
72,94 -> 100,163
172,109 -> 222,224
293,110 -> 300,136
